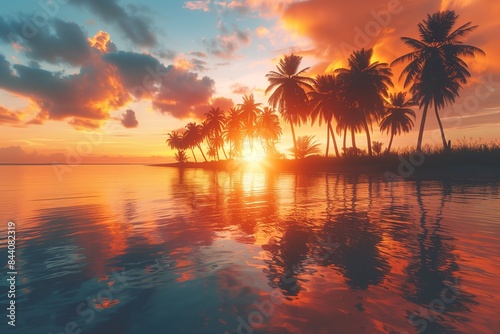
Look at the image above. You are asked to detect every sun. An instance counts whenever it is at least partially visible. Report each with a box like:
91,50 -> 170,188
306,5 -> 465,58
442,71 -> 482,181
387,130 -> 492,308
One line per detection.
242,141 -> 266,162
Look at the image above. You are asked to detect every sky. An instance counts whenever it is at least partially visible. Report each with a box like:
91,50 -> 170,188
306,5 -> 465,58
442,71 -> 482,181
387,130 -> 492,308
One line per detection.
0,0 -> 499,163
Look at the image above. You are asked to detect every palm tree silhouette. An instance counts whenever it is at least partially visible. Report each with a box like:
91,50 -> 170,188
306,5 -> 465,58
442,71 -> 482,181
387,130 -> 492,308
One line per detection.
224,107 -> 244,159
166,131 -> 188,163
256,107 -> 282,156
380,92 -> 416,154
308,74 -> 344,157
291,135 -> 321,159
392,10 -> 484,151
184,122 -> 206,162
208,134 -> 225,161
337,48 -> 393,156
266,54 -> 314,159
204,107 -> 227,160
237,94 -> 262,154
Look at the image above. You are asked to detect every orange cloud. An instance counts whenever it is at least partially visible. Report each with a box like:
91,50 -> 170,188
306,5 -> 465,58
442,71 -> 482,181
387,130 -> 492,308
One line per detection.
88,31 -> 117,53
184,0 -> 211,12
0,106 -> 23,125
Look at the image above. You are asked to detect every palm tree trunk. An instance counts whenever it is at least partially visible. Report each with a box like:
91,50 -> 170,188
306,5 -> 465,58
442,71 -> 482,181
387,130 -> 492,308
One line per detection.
343,125 -> 347,154
351,128 -> 357,150
328,122 -> 340,158
197,144 -> 207,162
221,144 -> 228,160
190,147 -> 197,163
387,132 -> 394,154
325,124 -> 330,157
416,104 -> 429,151
434,104 -> 448,151
363,120 -> 372,157
290,122 -> 297,159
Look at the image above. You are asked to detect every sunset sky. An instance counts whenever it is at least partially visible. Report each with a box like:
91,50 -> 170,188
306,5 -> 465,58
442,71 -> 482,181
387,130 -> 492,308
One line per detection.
0,0 -> 499,163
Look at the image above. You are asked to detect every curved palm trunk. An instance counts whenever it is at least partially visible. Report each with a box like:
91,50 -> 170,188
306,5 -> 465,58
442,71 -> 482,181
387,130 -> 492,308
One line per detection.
190,147 -> 197,163
197,144 -> 207,162
328,122 -> 340,158
290,122 -> 297,159
363,120 -> 372,157
416,104 -> 429,151
434,104 -> 448,151
387,131 -> 395,154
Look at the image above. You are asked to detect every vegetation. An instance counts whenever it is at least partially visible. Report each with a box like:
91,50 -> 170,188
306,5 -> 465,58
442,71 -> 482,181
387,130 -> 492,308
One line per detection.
392,10 -> 484,151
379,92 -> 416,154
166,10 -> 485,166
291,135 -> 321,159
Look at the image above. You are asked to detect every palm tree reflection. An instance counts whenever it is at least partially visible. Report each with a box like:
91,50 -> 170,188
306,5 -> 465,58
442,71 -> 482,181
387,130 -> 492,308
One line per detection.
404,178 -> 477,333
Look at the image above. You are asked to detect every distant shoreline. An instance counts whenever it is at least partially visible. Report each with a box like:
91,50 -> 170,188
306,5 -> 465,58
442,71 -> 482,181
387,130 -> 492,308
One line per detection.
149,154 -> 500,178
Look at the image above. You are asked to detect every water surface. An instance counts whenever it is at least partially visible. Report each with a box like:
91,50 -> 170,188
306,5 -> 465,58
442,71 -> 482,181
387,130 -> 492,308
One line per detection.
0,165 -> 499,333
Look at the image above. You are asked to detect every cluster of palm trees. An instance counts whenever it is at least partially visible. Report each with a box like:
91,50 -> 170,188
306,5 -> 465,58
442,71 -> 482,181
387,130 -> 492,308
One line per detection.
166,94 -> 282,163
167,10 -> 483,162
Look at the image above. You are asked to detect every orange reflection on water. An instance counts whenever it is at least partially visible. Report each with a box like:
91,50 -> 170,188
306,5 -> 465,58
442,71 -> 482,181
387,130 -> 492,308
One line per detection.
3,166 -> 500,333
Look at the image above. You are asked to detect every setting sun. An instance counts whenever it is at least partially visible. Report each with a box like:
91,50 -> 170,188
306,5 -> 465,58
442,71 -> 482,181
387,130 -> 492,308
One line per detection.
242,141 -> 266,162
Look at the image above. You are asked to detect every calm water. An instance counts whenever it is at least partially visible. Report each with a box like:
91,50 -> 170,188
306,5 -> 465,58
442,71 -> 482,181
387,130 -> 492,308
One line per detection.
0,165 -> 499,334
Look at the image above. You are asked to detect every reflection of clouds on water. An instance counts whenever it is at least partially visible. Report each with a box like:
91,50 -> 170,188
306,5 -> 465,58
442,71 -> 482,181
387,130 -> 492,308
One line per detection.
4,166 -> 500,334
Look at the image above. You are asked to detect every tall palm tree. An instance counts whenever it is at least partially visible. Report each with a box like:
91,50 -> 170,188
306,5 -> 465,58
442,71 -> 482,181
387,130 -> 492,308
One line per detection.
392,10 -> 484,151
380,92 -> 416,153
308,74 -> 344,157
336,48 -> 393,156
266,54 -> 314,159
237,94 -> 262,152
209,133 -> 225,161
237,94 -> 262,154
336,104 -> 365,154
225,107 -> 244,159
204,107 -> 227,160
184,122 -> 206,162
257,107 -> 282,155
194,122 -> 208,162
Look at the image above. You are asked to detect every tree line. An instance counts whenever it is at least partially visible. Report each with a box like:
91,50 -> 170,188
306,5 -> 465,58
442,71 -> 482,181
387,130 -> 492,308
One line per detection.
167,10 -> 484,162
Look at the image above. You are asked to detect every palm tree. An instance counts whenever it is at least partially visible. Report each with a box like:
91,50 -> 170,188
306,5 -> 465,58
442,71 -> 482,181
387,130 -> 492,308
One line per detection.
336,104 -> 365,154
184,122 -> 206,162
392,10 -> 484,151
166,131 -> 183,151
204,107 -> 227,160
257,107 -> 282,155
166,131 -> 187,163
207,145 -> 218,161
194,123 -> 208,162
209,133 -> 225,161
266,54 -> 314,159
308,74 -> 344,157
290,135 -> 321,159
238,94 -> 262,153
225,107 -> 244,159
336,48 -> 393,156
380,92 -> 416,153
174,150 -> 189,164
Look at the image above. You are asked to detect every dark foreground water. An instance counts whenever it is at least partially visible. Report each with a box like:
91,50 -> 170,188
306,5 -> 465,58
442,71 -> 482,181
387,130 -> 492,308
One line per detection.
0,165 -> 499,334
